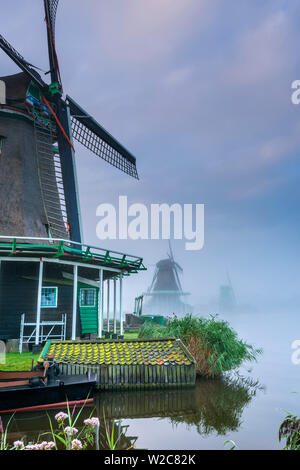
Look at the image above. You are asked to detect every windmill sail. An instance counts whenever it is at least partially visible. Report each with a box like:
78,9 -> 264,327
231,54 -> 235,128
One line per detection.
0,34 -> 47,90
67,96 -> 139,179
44,0 -> 59,37
44,0 -> 61,87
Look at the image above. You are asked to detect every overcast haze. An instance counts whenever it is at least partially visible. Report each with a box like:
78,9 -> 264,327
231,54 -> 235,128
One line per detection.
1,0 -> 300,312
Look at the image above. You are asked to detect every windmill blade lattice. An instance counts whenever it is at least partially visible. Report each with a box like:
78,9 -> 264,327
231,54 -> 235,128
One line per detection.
67,96 -> 139,179
45,0 -> 60,38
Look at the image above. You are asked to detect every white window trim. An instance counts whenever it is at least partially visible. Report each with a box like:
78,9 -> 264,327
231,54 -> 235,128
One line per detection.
79,288 -> 96,308
41,286 -> 58,308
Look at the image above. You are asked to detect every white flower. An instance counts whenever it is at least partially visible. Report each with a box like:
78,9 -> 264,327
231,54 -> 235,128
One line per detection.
55,412 -> 68,423
71,439 -> 83,450
84,417 -> 99,429
65,426 -> 78,437
13,440 -> 24,449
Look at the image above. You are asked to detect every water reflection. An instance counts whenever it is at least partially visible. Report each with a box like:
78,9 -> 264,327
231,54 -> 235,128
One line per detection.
167,375 -> 262,436
3,374 -> 262,448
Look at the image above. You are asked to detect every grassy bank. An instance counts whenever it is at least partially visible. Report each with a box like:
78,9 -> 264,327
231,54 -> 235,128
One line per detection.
1,320 -> 260,377
1,331 -> 139,371
139,314 -> 262,377
1,352 -> 39,371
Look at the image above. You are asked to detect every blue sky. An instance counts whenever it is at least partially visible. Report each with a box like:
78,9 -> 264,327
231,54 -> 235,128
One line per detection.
1,0 -> 300,311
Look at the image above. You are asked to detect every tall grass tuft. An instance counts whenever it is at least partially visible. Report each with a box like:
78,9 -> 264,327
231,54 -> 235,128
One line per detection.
279,413 -> 300,450
138,314 -> 262,377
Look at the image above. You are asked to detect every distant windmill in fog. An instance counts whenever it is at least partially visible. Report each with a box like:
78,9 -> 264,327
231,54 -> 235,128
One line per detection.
218,272 -> 236,312
142,242 -> 192,316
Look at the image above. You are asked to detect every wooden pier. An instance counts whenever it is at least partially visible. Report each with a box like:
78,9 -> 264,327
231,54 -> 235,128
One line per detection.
40,338 -> 196,390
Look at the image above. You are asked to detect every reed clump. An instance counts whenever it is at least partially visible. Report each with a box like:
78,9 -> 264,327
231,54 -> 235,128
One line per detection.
279,414 -> 300,450
139,314 -> 262,377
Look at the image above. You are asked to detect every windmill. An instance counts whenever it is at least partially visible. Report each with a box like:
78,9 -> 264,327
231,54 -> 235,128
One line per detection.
141,242 -> 192,317
0,0 -> 138,243
218,272 -> 236,312
0,1 -> 145,346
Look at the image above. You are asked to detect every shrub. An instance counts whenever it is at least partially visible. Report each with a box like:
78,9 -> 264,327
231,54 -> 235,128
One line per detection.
138,315 -> 262,377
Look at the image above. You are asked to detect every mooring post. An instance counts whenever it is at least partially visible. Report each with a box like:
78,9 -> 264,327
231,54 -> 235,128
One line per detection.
98,269 -> 103,338
113,277 -> 117,334
35,260 -> 44,345
106,279 -> 110,333
119,274 -> 123,336
72,264 -> 78,340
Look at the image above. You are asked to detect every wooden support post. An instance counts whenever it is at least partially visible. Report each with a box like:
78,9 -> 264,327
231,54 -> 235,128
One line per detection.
113,277 -> 117,334
72,264 -> 78,340
19,313 -> 25,353
101,272 -> 104,333
98,269 -> 103,338
35,260 -> 44,345
119,274 -> 123,336
107,279 -> 110,332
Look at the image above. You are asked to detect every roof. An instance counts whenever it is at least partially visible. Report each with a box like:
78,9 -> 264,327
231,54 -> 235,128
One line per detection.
0,236 -> 146,277
40,338 -> 195,367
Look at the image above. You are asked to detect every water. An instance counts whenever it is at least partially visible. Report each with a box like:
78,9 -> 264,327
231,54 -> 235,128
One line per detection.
3,311 -> 300,450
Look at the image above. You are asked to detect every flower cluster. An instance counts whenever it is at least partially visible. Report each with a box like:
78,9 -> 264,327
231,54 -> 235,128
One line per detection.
84,418 -> 99,429
25,441 -> 55,450
64,426 -> 78,437
5,413 -> 106,450
71,439 -> 83,450
13,441 -> 24,450
55,412 -> 68,423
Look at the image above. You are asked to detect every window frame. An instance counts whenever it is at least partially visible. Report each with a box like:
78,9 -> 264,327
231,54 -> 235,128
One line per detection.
41,286 -> 58,308
79,288 -> 97,308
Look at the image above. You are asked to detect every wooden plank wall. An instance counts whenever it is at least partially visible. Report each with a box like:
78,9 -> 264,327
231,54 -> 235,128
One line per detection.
59,362 -> 196,390
0,261 -> 77,340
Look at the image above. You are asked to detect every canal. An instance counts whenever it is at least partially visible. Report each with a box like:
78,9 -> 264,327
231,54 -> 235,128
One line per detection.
3,311 -> 299,450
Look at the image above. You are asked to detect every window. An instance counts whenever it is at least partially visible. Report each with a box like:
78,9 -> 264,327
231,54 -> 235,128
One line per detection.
41,287 -> 58,308
80,288 -> 96,307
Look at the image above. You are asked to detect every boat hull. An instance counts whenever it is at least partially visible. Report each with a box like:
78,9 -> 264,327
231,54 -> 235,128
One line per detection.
0,374 -> 96,412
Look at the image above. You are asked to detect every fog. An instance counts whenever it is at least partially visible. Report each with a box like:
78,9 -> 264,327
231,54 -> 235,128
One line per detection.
1,0 -> 299,316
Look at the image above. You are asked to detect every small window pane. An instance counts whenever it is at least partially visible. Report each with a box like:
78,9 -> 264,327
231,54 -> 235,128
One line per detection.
80,289 -> 96,307
41,287 -> 57,308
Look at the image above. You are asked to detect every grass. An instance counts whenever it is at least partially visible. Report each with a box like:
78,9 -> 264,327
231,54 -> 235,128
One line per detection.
1,352 -> 39,371
139,314 -> 262,377
123,331 -> 139,339
1,332 -> 138,371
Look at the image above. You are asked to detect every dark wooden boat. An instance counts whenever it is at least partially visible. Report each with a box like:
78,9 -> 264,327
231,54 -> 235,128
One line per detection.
0,368 -> 96,413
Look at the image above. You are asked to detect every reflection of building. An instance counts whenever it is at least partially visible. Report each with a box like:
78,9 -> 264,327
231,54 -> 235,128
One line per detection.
142,244 -> 192,316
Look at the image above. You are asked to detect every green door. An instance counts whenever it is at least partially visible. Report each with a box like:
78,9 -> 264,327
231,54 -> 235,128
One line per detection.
78,283 -> 98,334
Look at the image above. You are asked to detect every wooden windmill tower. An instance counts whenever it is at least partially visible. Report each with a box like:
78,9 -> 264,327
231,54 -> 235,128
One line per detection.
0,1 -> 145,347
0,0 -> 138,242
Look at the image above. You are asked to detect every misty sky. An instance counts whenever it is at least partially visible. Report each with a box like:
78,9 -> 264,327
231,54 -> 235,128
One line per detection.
1,0 -> 300,312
